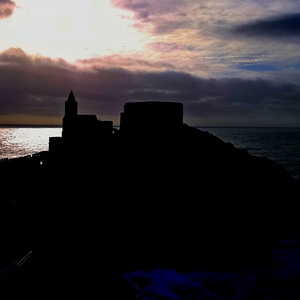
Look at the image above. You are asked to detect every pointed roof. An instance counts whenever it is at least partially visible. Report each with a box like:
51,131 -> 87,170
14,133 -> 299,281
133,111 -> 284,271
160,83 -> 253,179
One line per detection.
67,90 -> 76,102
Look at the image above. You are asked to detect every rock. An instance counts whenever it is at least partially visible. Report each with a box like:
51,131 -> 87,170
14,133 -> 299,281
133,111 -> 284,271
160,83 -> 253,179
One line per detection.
0,123 -> 299,273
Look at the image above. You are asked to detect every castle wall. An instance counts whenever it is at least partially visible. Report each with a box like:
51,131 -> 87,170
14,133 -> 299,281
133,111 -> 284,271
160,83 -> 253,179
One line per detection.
120,101 -> 183,133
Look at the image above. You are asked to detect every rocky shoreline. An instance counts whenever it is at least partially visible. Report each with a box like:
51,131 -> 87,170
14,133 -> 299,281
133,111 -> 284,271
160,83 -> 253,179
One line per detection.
1,124 -> 300,298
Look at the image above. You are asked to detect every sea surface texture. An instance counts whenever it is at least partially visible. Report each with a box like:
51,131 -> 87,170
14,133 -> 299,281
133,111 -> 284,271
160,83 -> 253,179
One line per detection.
197,126 -> 300,180
0,126 -> 62,160
0,126 -> 299,180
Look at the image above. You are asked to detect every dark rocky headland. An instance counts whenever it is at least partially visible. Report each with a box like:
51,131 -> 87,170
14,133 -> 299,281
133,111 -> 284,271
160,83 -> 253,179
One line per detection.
1,94 -> 300,298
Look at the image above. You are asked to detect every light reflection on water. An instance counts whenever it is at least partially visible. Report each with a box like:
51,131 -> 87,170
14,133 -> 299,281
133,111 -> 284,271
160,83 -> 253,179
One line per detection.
0,126 -> 299,180
0,127 -> 62,159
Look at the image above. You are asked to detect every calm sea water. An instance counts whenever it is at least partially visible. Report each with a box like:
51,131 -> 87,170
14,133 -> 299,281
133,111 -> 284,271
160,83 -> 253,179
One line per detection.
197,126 -> 300,181
0,126 -> 299,180
0,126 -> 62,160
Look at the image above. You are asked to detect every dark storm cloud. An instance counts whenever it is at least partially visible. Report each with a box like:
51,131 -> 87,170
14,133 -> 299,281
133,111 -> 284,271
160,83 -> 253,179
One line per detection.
0,48 -> 78,116
0,0 -> 16,19
231,13 -> 300,38
183,77 -> 300,120
1,47 -> 300,125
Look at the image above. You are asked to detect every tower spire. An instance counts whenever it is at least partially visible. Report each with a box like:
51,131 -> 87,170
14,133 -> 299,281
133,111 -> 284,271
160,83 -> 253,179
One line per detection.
67,90 -> 76,102
65,90 -> 78,117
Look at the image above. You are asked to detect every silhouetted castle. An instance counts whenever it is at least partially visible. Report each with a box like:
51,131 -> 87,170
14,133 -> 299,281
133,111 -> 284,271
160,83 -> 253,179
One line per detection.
120,101 -> 183,134
49,90 -> 184,152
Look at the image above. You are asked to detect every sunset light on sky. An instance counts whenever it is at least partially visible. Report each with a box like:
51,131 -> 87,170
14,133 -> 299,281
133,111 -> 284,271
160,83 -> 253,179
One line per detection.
0,0 -> 300,126
1,0 -> 145,60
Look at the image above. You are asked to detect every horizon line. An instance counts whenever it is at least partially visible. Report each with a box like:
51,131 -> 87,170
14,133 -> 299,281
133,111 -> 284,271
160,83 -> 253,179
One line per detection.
1,124 -> 300,129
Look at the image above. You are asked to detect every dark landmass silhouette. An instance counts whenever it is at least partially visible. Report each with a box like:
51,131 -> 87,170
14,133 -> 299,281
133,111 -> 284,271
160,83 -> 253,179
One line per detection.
0,91 -> 300,298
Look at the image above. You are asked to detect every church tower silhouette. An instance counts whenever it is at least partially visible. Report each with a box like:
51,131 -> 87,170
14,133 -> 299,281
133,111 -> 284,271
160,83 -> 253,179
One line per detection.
64,90 -> 78,117
61,90 -> 113,152
49,90 -> 184,154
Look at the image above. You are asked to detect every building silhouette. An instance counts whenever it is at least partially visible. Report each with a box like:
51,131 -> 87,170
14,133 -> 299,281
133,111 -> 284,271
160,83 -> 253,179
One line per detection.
49,90 -> 184,153
49,90 -> 113,153
120,101 -> 183,135
62,90 -> 113,149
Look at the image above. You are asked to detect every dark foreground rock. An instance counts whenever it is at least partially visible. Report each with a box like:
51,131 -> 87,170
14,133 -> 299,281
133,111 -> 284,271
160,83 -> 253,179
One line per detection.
0,124 -> 299,297
0,241 -> 143,299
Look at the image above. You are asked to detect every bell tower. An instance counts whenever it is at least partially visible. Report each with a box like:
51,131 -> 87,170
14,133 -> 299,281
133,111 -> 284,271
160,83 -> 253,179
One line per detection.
62,90 -> 78,139
65,90 -> 78,117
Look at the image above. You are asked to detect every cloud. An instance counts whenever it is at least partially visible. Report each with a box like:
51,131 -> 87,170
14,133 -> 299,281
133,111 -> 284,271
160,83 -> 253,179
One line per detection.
231,13 -> 300,38
110,1 -> 300,37
1,47 -> 300,126
110,0 -> 195,34
76,54 -> 176,72
0,48 -> 77,117
107,1 -> 300,82
0,1 -> 300,126
0,0 -> 16,19
111,0 -> 181,19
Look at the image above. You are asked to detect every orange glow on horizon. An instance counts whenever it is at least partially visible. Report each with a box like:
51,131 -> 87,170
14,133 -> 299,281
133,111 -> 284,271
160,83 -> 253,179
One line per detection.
0,114 -> 62,125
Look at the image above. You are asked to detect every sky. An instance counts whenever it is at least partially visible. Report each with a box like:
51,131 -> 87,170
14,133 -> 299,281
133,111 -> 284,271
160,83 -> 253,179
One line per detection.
0,0 -> 300,127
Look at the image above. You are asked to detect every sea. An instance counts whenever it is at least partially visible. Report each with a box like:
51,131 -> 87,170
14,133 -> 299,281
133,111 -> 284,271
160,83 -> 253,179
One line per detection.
0,125 -> 300,180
